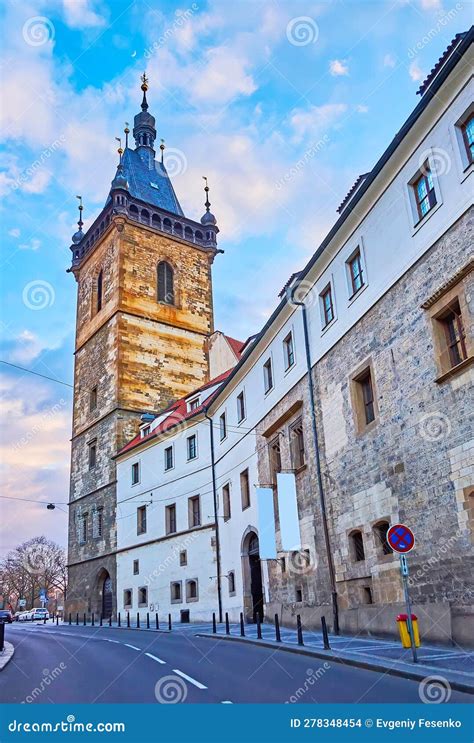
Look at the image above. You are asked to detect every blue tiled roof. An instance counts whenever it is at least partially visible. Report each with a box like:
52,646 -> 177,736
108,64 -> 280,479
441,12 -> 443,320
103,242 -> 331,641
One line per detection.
109,147 -> 184,216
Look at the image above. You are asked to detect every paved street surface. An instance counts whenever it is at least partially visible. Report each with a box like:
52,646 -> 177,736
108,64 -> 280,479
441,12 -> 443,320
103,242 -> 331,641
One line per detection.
1,622 -> 472,704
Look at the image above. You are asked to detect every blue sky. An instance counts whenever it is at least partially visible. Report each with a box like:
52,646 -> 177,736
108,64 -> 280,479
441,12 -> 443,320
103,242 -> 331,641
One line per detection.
0,0 -> 471,553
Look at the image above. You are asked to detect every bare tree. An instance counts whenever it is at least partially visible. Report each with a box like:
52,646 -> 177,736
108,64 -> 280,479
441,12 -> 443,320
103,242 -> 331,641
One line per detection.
0,537 -> 67,611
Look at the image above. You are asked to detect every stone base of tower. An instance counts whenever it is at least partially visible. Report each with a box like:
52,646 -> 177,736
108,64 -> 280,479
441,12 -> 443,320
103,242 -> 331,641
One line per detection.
65,555 -> 117,620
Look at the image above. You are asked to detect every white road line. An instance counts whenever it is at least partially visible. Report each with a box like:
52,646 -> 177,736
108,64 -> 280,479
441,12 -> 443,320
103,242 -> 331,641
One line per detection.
172,669 -> 207,690
106,639 -> 120,644
221,700 -> 233,704
145,652 -> 166,664
124,643 -> 140,651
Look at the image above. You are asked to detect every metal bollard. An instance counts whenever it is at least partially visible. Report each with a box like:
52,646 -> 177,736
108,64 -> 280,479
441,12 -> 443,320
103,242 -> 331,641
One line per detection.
127,612 -> 130,628
43,615 -> 47,625
100,614 -> 103,627
76,613 -> 79,626
296,614 -> 304,646
240,612 -> 245,637
118,612 -> 121,628
274,613 -> 281,643
155,613 -> 159,630
91,612 -> 95,627
225,612 -> 230,635
212,612 -> 217,634
321,616 -> 330,650
0,622 -> 4,652
56,615 -> 59,626
109,615 -> 112,627
256,613 -> 262,639
83,613 -> 86,626
69,613 -> 72,625
137,612 -> 140,629
147,612 -> 150,629
168,613 -> 172,631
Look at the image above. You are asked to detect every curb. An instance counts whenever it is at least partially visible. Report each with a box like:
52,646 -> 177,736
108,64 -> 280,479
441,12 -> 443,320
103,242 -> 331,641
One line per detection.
0,642 -> 15,671
195,633 -> 474,695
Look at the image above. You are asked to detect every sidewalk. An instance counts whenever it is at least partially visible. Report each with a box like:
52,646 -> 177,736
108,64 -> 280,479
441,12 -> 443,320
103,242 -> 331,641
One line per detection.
0,641 -> 15,671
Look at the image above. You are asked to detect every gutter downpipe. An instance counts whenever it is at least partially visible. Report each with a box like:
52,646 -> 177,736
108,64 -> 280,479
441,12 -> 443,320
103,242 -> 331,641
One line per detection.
288,289 -> 340,635
205,410 -> 223,623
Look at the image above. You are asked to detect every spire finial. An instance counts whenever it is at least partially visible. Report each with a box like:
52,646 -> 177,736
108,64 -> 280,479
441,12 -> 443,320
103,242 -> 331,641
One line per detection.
202,175 -> 211,212
140,72 -> 149,111
76,195 -> 83,230
160,138 -> 165,164
124,122 -> 130,149
115,136 -> 123,164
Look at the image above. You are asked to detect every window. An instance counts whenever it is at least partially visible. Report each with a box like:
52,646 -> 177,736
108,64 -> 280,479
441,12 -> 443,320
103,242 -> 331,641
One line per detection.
164,445 -> 173,471
219,412 -> 227,441
228,571 -> 236,595
461,113 -> 474,165
349,530 -> 365,562
179,550 -> 187,566
89,386 -> 97,411
88,440 -> 97,470
137,505 -> 147,535
79,514 -> 87,544
170,581 -> 182,603
363,586 -> 373,605
373,521 -> 392,556
269,437 -> 282,484
166,504 -> 177,534
138,586 -> 148,606
133,559 -> 139,575
352,366 -> 377,430
321,284 -> 334,327
188,396 -> 200,411
157,261 -> 174,304
223,484 -> 231,521
263,358 -> 273,393
295,587 -> 303,602
97,270 -> 103,312
290,418 -> 305,469
187,434 -> 197,460
141,425 -> 150,438
437,299 -> 468,370
131,462 -> 140,485
413,164 -> 437,220
188,496 -> 201,528
237,391 -> 246,423
240,469 -> 250,510
347,250 -> 364,297
186,579 -> 198,602
123,589 -> 132,608
280,556 -> 286,573
92,509 -> 103,539
283,332 -> 295,370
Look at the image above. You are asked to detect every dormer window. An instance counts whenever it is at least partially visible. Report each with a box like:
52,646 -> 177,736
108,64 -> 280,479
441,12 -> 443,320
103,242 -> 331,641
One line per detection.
188,396 -> 200,412
141,425 -> 150,438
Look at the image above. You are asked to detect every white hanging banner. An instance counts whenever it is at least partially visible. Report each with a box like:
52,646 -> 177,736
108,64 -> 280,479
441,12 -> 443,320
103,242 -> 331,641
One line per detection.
256,487 -> 277,559
276,473 -> 301,551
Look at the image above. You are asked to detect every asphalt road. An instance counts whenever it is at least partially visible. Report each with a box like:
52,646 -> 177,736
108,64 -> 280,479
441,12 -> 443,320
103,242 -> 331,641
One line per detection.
1,623 -> 472,704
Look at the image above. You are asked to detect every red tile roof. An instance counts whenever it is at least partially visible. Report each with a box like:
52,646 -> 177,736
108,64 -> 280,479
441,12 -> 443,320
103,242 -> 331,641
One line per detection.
116,368 -> 233,457
224,334 -> 245,358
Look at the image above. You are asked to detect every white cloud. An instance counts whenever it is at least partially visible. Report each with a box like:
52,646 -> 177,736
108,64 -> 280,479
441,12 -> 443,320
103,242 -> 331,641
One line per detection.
356,104 -> 369,113
383,53 -> 396,68
61,0 -> 106,28
9,228 -> 20,237
420,0 -> 442,8
289,103 -> 348,143
409,60 -> 424,81
19,238 -> 41,251
329,59 -> 349,76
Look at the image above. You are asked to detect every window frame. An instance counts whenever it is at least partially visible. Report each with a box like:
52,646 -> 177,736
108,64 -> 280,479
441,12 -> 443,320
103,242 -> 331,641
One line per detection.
228,571 -> 236,596
349,529 -> 366,562
89,386 -> 97,412
219,411 -> 227,442
170,581 -> 182,604
407,157 -> 442,229
165,503 -> 177,535
88,440 -> 97,470
123,589 -> 132,609
289,417 -> 306,470
92,508 -> 103,539
373,521 -> 392,557
351,362 -> 378,433
179,550 -> 187,566
269,436 -> 282,485
138,586 -> 148,607
78,513 -> 88,544
320,283 -> 335,328
133,559 -> 139,575
222,483 -> 231,522
236,390 -> 246,424
157,261 -> 175,305
454,104 -> 474,173
188,495 -> 201,528
283,331 -> 295,371
164,445 -> 174,471
185,578 -> 199,603
263,357 -> 274,394
131,461 -> 140,486
425,280 -> 472,382
137,505 -> 147,535
346,248 -> 365,300
187,433 -> 198,461
240,468 -> 251,510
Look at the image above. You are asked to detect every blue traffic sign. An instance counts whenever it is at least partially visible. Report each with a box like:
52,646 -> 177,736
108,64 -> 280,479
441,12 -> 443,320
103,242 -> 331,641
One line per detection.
387,524 -> 415,553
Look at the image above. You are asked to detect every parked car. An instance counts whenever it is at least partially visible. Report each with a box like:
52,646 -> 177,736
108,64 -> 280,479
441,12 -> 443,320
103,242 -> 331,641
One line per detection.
0,610 -> 13,623
19,609 -> 34,621
31,608 -> 49,621
13,611 -> 22,621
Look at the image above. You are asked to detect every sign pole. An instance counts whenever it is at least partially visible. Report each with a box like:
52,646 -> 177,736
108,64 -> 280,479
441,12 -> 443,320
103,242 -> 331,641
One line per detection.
400,555 -> 417,663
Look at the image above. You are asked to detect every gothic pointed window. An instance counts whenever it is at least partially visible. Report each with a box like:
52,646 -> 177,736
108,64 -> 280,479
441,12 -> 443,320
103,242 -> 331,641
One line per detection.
97,270 -> 103,312
157,261 -> 174,305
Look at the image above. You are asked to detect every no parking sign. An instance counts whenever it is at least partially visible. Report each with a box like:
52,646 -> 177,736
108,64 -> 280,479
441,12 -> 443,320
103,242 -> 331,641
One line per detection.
387,523 -> 415,553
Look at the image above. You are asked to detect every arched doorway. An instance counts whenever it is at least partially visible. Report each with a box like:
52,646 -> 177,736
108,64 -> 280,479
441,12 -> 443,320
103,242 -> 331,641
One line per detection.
102,573 -> 113,619
242,530 -> 264,623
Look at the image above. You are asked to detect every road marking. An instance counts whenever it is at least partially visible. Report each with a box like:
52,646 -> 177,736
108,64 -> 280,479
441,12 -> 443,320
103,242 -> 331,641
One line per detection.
124,643 -> 140,651
145,652 -> 166,664
106,639 -> 120,644
221,700 -> 233,704
172,669 -> 207,690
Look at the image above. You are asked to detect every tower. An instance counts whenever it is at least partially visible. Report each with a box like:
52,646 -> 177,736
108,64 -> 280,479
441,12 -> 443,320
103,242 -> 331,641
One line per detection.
66,75 -> 220,616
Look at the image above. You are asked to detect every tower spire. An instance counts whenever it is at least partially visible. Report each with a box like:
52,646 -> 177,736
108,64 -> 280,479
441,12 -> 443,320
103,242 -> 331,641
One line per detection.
72,195 -> 84,244
133,73 -> 156,164
140,72 -> 149,111
203,176 -> 211,212
124,122 -> 130,149
200,176 -> 217,228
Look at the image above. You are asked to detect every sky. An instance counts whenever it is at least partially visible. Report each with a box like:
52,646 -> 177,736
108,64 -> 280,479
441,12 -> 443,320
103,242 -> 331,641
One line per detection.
0,0 -> 471,556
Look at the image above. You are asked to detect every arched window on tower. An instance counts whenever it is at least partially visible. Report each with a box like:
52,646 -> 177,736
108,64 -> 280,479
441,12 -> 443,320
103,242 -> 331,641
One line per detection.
157,261 -> 174,305
97,270 -> 103,313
